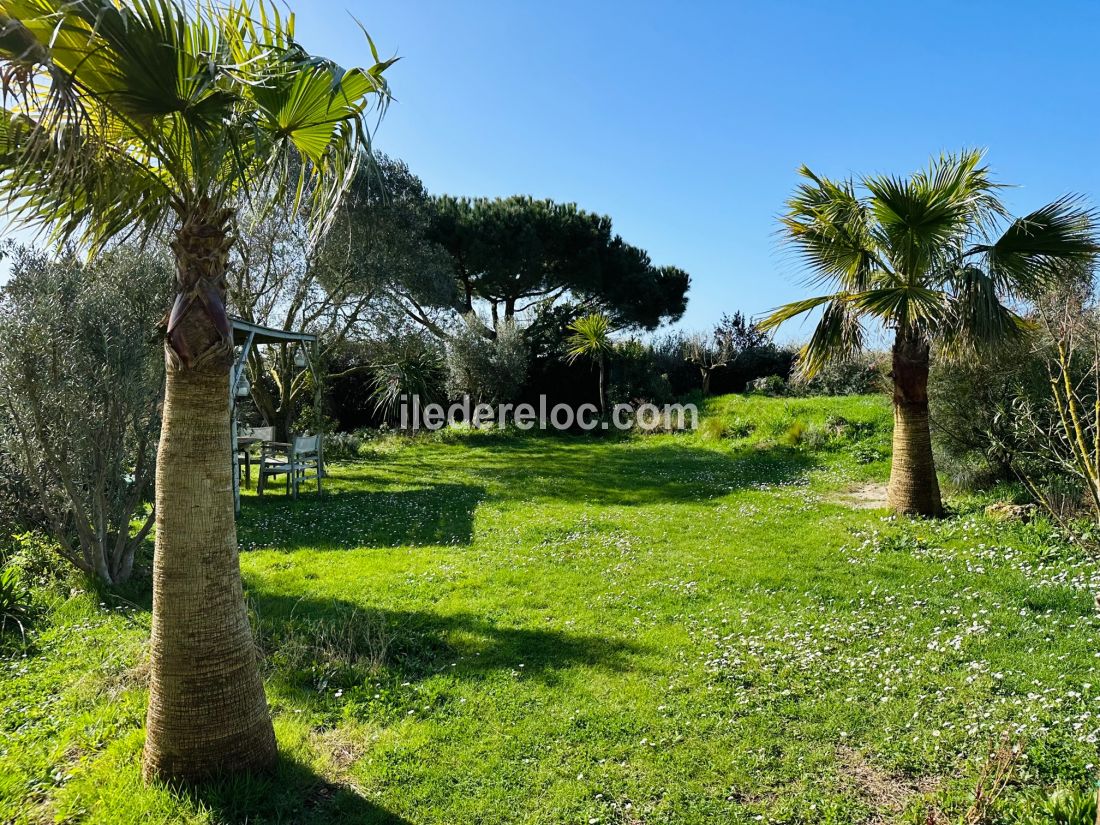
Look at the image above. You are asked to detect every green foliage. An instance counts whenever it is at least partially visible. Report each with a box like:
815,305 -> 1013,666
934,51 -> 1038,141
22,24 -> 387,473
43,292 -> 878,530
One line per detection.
1007,787 -> 1098,824
790,350 -> 888,396
565,313 -> 613,364
0,0 -> 395,252
608,337 -> 673,405
317,154 -> 458,319
444,316 -> 529,405
762,151 -> 1099,376
0,245 -> 167,584
2,532 -> 62,586
747,374 -> 788,396
929,337 -> 1049,488
369,333 -> 446,422
429,195 -> 689,331
0,565 -> 33,642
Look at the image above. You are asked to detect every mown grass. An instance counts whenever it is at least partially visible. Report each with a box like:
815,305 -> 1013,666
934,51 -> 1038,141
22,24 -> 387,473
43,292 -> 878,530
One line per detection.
2,394 -> 1098,824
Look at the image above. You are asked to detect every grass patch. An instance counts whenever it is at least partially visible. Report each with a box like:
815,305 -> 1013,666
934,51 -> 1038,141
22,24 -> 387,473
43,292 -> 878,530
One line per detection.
2,394 -> 1098,823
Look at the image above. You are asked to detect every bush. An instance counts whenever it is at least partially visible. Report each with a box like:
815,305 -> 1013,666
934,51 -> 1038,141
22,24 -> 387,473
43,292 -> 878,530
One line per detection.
368,332 -> 446,425
0,245 -> 169,585
2,532 -> 63,586
446,315 -> 529,405
789,351 -> 887,396
928,338 -> 1048,488
1006,786 -> 1097,824
610,338 -> 673,405
0,565 -> 34,643
747,375 -> 787,396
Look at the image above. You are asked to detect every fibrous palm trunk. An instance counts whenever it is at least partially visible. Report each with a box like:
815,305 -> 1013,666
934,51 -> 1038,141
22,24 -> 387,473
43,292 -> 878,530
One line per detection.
143,203 -> 277,782
887,332 -> 943,517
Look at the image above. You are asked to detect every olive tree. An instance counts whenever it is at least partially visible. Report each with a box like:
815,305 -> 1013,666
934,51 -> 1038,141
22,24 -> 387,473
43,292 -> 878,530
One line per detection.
0,246 -> 169,584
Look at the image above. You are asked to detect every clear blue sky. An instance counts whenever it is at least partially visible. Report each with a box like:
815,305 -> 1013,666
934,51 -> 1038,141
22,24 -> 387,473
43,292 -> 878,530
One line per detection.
293,0 -> 1100,336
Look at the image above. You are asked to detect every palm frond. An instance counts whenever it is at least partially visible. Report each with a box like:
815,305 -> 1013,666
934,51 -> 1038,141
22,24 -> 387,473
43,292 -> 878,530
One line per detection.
967,195 -> 1100,298
0,0 -> 395,250
758,293 -> 842,332
863,150 -> 1006,282
849,284 -> 947,328
782,165 -> 884,291
939,265 -> 1031,356
797,298 -> 865,379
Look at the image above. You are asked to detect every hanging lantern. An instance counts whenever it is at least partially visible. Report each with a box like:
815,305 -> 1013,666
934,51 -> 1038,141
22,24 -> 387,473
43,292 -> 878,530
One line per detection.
235,375 -> 250,398
294,347 -> 307,369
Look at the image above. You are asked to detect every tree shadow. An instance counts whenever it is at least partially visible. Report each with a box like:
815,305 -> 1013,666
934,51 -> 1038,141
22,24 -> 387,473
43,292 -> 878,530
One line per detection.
176,751 -> 411,824
237,483 -> 486,552
438,438 -> 819,506
249,591 -> 645,701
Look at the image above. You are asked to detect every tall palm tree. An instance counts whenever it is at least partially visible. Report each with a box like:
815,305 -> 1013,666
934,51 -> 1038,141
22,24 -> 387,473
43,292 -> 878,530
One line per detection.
0,0 -> 394,781
761,151 -> 1098,516
566,312 -> 613,415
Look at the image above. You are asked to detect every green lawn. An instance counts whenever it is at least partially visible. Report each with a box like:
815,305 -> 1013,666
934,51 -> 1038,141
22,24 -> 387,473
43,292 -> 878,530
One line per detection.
2,395 -> 1098,824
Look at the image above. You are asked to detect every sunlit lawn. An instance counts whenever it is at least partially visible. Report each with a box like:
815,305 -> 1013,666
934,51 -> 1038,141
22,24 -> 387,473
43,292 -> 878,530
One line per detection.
2,395 -> 1098,823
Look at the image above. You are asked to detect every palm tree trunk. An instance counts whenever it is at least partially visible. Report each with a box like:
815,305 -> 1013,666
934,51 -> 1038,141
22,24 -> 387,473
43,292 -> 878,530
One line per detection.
887,333 -> 942,517
143,205 -> 276,783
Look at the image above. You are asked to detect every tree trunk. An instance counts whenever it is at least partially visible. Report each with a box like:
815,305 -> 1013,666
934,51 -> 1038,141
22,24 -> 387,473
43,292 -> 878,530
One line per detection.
701,368 -> 711,397
887,332 -> 943,517
598,356 -> 607,416
143,203 -> 277,783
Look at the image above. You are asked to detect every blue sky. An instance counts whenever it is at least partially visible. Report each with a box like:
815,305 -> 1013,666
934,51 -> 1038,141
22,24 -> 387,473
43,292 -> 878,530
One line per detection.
292,0 -> 1100,337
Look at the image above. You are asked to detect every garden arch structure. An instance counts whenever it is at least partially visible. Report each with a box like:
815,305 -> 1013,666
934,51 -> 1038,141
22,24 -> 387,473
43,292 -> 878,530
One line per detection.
230,317 -> 322,515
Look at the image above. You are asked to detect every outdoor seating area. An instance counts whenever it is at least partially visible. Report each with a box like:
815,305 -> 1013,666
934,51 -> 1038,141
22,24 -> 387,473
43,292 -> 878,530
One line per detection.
230,318 -> 324,511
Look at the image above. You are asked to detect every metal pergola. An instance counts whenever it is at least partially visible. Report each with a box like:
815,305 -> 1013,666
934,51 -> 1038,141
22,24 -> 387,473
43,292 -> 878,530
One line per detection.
230,317 -> 322,515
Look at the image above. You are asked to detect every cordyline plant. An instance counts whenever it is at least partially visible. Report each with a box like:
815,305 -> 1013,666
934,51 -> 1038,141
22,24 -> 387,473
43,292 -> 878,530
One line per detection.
566,312 -> 613,414
761,150 -> 1099,517
0,0 -> 394,783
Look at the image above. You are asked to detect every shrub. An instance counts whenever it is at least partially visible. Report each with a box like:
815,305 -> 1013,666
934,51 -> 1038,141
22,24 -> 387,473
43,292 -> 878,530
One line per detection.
851,444 -> 883,464
0,565 -> 33,642
1006,786 -> 1097,824
446,315 -> 529,405
928,336 -> 1048,488
781,420 -> 806,446
323,432 -> 364,461
0,245 -> 168,585
610,338 -> 673,405
748,375 -> 788,396
369,332 -> 446,424
789,351 -> 888,396
2,532 -> 63,586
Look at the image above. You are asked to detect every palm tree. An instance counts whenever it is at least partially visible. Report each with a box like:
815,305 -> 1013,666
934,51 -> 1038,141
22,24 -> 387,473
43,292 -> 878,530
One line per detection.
761,151 -> 1098,516
566,313 -> 613,415
0,0 -> 394,781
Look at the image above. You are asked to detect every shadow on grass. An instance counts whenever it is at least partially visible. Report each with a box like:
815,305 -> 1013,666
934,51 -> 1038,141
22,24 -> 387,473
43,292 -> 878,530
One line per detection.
250,592 -> 644,698
178,751 -> 410,824
238,440 -> 817,553
468,440 -> 818,505
237,482 -> 486,552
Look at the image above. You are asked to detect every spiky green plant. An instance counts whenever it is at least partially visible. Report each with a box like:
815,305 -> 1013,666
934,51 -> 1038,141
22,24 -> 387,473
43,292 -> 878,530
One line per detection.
0,0 -> 394,782
566,313 -> 613,414
761,150 -> 1098,516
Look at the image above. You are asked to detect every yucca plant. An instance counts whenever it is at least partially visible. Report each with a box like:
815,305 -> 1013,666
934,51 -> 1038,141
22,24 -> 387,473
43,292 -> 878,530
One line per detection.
761,151 -> 1098,516
0,0 -> 394,782
0,565 -> 32,643
566,313 -> 613,414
